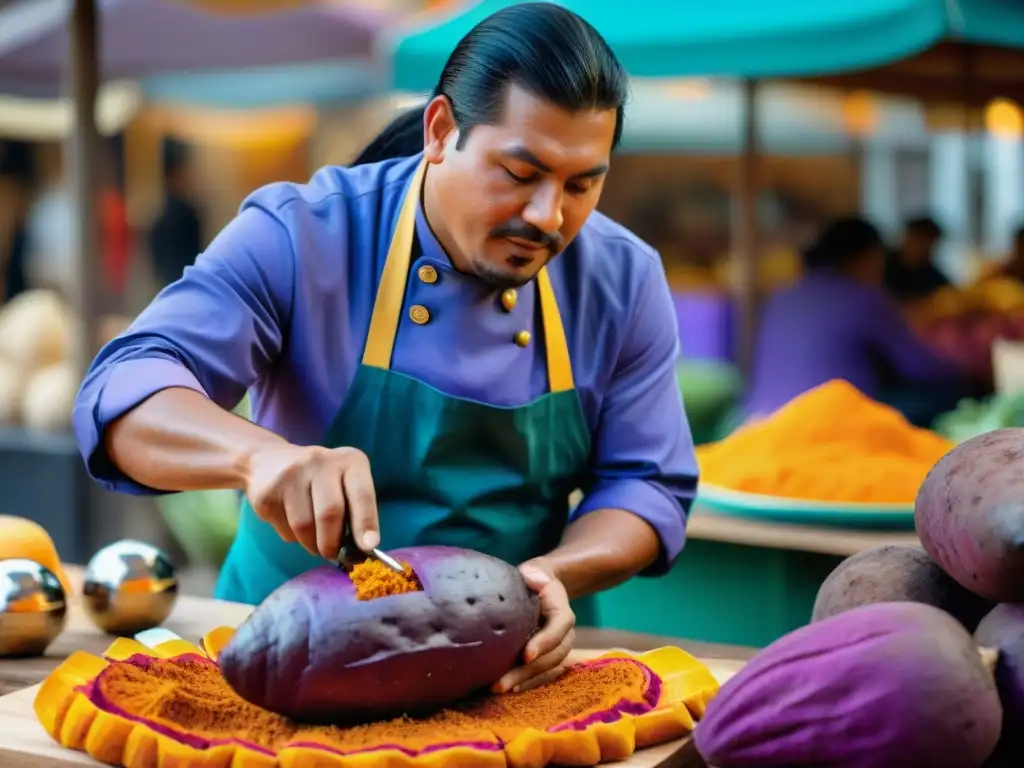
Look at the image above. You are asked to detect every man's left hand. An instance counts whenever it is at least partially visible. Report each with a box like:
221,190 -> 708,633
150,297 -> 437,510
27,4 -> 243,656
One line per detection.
492,558 -> 576,694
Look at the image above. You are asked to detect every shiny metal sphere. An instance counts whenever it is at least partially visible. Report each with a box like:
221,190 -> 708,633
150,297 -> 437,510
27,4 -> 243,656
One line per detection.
82,539 -> 178,637
0,558 -> 68,657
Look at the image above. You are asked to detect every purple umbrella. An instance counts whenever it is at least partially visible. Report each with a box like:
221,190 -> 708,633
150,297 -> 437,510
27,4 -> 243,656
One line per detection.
0,0 -> 394,97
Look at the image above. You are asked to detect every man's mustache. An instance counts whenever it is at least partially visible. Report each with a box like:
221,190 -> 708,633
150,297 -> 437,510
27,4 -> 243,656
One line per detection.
490,220 -> 564,252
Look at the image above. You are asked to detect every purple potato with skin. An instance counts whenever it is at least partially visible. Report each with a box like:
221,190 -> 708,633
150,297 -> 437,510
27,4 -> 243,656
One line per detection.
915,429 -> 1024,602
219,546 -> 540,723
976,604 -> 1024,761
812,544 -> 994,631
693,602 -> 1002,768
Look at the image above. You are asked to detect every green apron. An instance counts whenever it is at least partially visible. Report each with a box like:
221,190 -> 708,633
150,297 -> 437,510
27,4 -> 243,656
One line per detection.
214,159 -> 597,623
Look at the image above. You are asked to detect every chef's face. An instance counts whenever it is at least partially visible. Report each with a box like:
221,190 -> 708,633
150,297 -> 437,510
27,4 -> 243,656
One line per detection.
422,85 -> 616,288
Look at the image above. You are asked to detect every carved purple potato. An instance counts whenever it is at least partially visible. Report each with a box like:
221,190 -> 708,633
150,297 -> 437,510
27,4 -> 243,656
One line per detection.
975,604 -> 1024,761
915,429 -> 1024,602
219,546 -> 540,723
812,544 -> 994,631
694,602 -> 1002,768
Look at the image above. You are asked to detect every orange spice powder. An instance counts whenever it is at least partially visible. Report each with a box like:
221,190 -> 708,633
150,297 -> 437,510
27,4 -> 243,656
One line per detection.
695,379 -> 955,503
90,654 -> 652,756
349,559 -> 422,601
459,661 -> 649,740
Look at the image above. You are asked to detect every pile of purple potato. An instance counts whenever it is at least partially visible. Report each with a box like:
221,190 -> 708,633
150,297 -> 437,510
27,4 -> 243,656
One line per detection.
693,428 -> 1024,768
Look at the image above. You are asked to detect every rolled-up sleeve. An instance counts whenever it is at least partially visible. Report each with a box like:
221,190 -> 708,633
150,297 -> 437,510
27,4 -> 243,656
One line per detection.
72,205 -> 295,494
571,252 -> 699,575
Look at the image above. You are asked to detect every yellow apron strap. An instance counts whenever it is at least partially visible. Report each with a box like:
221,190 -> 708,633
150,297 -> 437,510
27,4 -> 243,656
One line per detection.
362,159 -> 428,369
362,157 -> 574,393
537,267 -> 575,392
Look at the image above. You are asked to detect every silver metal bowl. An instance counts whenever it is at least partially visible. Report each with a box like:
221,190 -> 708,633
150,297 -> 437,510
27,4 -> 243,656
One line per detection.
0,558 -> 68,657
82,539 -> 178,637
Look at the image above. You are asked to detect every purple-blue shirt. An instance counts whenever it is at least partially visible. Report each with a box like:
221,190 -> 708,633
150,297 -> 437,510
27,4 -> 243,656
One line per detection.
73,154 -> 697,570
745,270 -> 967,416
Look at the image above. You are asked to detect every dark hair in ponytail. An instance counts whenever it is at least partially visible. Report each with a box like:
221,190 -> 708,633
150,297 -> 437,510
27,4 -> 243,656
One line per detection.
434,3 -> 627,151
351,4 -> 627,167
350,106 -> 426,166
803,216 -> 884,271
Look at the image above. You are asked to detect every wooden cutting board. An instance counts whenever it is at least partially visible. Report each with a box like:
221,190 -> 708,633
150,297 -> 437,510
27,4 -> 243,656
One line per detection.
0,653 -> 742,768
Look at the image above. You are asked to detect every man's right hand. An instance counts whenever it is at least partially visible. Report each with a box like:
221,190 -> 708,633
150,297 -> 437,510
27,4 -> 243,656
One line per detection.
244,445 -> 380,560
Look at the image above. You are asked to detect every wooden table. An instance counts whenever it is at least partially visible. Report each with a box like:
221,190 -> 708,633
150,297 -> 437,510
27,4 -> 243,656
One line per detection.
685,507 -> 920,557
593,505 -> 920,649
0,567 -> 750,767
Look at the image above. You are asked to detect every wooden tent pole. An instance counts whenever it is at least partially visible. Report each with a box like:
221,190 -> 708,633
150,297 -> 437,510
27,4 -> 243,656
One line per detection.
68,0 -> 102,379
66,0 -> 103,556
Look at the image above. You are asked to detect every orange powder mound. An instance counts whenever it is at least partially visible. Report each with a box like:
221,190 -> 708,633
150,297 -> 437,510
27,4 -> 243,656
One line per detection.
95,655 -> 298,751
459,661 -> 649,741
88,653 -> 651,757
695,379 -> 955,503
349,559 -> 422,601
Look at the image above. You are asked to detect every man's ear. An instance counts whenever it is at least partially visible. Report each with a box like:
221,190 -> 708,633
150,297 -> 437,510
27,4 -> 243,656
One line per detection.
423,95 -> 458,163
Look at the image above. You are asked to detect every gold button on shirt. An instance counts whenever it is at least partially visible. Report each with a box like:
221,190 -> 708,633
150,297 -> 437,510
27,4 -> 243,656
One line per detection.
409,305 -> 431,325
501,288 -> 517,312
417,265 -> 438,284
514,330 -> 531,347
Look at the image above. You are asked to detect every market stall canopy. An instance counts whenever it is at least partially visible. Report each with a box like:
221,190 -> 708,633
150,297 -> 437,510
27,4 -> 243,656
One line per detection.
812,0 -> 1024,106
954,0 -> 1024,49
387,0 -> 1024,104
0,0 -> 393,98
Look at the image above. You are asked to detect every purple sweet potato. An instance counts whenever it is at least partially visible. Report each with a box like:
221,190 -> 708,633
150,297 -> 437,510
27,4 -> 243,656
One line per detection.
693,602 -> 1002,768
916,428 -> 1024,602
976,604 -> 1024,761
812,544 -> 993,631
219,546 -> 540,722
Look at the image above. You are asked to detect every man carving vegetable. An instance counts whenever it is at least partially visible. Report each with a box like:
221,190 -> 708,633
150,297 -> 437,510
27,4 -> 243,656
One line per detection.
73,4 -> 698,695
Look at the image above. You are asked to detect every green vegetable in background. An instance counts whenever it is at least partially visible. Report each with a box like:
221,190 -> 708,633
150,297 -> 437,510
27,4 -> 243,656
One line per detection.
158,488 -> 240,566
676,360 -> 743,445
932,392 -> 1024,443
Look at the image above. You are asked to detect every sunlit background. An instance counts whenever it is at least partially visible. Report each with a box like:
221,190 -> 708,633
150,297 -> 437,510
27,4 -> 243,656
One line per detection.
1,0 -> 1024,648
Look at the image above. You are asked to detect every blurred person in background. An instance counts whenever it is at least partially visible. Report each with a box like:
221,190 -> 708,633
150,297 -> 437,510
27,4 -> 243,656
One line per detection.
24,145 -> 74,299
0,141 -> 35,303
985,224 -> 1024,283
884,214 -> 951,303
99,136 -> 130,311
745,216 -> 971,427
149,138 -> 202,291
22,139 -> 127,305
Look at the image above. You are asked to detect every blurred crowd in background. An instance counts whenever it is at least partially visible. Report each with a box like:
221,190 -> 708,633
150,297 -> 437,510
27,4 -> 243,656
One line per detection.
2,95 -> 1024,448
0,136 -> 197,310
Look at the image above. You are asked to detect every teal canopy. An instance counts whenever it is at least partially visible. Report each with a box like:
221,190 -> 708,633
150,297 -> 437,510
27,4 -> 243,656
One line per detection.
388,0 -> 1024,94
959,0 -> 1024,49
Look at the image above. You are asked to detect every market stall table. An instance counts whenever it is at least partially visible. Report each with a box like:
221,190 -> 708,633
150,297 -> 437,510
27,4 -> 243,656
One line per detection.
593,505 -> 922,648
0,566 -> 751,767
